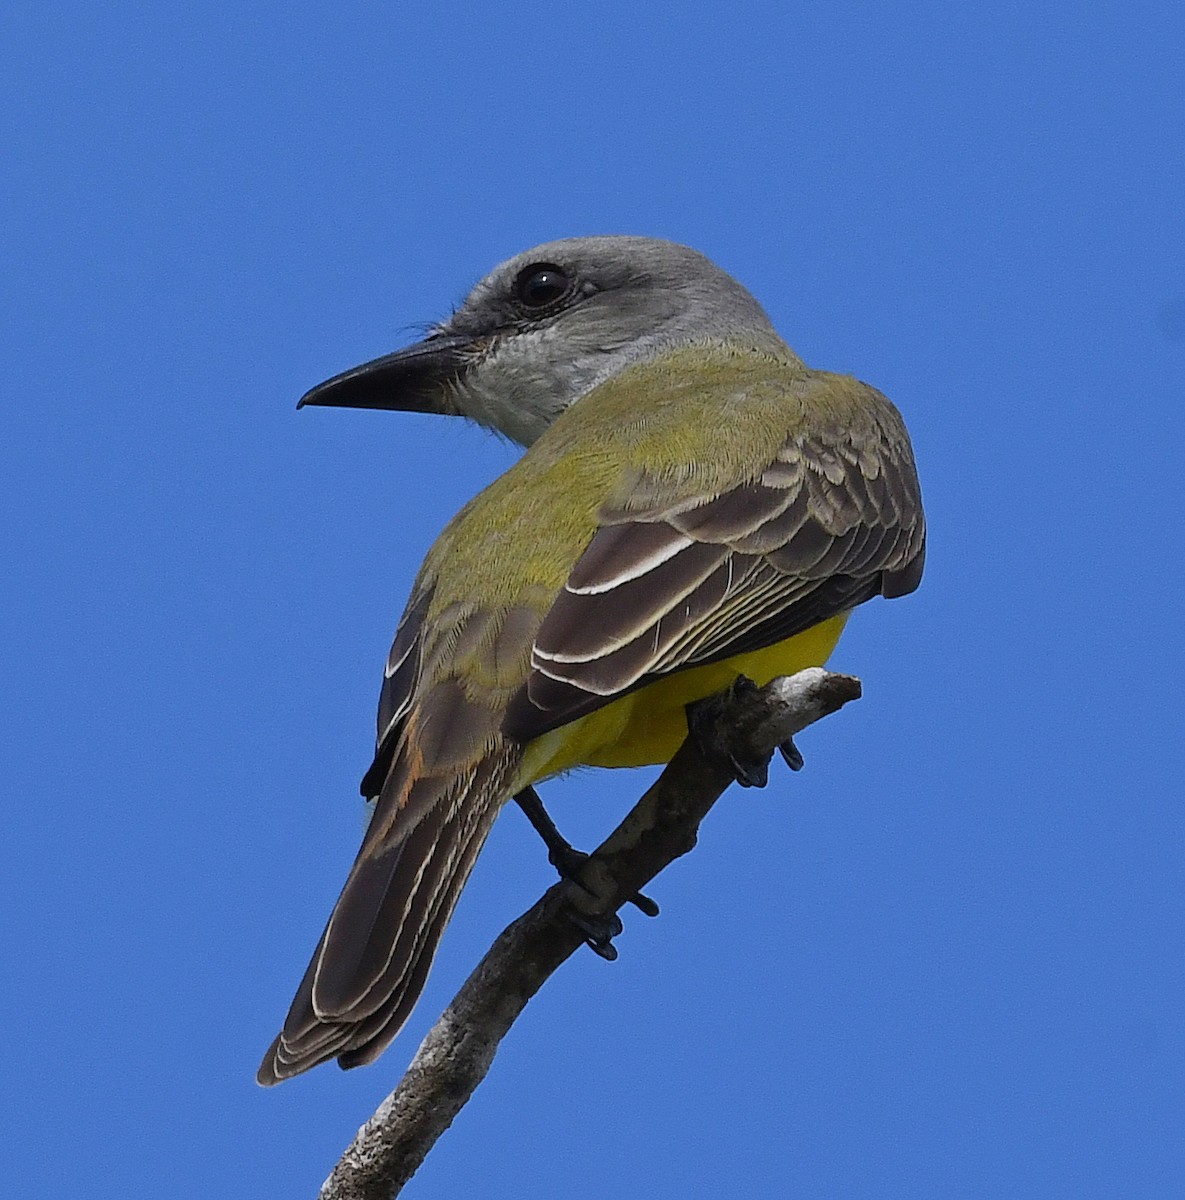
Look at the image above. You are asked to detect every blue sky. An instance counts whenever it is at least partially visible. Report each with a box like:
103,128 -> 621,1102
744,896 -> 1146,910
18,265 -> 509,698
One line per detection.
4,2 -> 1183,1197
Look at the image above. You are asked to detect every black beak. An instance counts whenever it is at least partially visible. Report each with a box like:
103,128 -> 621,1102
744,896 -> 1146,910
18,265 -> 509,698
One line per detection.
297,333 -> 472,413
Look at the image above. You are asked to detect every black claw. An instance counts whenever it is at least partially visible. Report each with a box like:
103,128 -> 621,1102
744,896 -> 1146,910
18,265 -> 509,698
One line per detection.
688,676 -> 807,788
729,752 -> 771,789
687,674 -> 772,787
778,737 -> 805,771
567,909 -> 623,960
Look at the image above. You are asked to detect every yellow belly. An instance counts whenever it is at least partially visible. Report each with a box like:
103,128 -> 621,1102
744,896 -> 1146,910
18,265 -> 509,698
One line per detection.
517,613 -> 849,784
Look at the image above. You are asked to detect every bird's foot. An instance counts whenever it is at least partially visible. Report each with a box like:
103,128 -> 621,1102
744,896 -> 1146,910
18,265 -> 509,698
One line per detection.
566,909 -> 625,961
549,842 -> 660,919
513,786 -> 659,962
687,675 -> 807,787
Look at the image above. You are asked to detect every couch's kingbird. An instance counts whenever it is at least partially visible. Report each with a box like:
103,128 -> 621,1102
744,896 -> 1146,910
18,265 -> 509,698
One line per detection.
259,237 -> 925,1083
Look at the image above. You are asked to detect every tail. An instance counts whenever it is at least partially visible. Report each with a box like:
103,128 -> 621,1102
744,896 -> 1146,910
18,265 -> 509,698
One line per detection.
258,751 -> 511,1085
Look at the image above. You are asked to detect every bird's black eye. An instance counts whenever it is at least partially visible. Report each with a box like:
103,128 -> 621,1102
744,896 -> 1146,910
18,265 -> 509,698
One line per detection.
513,263 -> 571,309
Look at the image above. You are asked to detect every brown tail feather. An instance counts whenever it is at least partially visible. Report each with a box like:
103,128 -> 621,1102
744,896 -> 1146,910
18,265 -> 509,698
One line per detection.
257,759 -> 508,1086
336,789 -> 502,1068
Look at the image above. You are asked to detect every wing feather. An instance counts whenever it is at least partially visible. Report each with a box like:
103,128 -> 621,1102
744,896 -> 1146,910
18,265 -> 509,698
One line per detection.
535,540 -> 727,664
504,386 -> 924,744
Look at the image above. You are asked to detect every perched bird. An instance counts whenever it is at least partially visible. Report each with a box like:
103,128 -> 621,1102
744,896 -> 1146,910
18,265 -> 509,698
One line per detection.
259,236 -> 925,1084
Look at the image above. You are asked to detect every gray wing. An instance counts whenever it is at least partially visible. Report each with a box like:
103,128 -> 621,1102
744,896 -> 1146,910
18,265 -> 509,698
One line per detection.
504,414 -> 924,743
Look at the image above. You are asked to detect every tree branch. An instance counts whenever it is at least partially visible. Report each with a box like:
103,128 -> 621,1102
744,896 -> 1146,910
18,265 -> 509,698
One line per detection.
318,667 -> 862,1200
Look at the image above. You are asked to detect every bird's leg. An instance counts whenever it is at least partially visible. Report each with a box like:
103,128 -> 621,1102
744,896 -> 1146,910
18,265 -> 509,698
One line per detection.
686,674 -> 806,787
513,786 -> 659,957
514,785 -> 659,916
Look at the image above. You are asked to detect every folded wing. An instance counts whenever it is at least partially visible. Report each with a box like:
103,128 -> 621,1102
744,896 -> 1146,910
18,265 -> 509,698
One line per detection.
505,386 -> 925,741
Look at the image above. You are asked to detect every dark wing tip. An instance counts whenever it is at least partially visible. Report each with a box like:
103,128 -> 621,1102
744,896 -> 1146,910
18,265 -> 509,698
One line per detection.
256,1037 -> 283,1087
881,535 -> 925,598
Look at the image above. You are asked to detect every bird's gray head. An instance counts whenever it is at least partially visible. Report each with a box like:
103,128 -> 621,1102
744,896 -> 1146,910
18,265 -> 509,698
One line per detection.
298,236 -> 792,446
